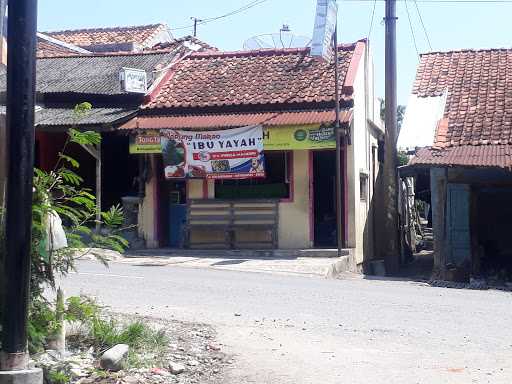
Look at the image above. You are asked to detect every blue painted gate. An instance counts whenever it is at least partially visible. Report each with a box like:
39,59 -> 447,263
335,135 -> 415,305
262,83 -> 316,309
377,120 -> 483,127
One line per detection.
446,183 -> 471,265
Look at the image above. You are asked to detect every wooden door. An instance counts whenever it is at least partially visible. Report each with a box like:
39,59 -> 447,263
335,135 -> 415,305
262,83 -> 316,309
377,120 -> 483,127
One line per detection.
446,183 -> 471,265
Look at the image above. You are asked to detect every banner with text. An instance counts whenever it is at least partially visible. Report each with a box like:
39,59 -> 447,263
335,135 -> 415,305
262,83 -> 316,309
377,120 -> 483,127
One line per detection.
263,125 -> 335,150
161,125 -> 265,180
129,132 -> 161,154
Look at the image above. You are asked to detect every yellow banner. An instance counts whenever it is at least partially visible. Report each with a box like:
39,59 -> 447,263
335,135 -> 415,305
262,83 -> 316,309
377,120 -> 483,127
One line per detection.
263,125 -> 335,150
129,131 -> 161,154
131,125 -> 336,154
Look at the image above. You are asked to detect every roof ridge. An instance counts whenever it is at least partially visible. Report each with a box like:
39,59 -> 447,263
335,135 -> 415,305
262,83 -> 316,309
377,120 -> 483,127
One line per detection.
420,47 -> 512,56
187,40 -> 363,59
37,49 -> 179,60
45,23 -> 166,35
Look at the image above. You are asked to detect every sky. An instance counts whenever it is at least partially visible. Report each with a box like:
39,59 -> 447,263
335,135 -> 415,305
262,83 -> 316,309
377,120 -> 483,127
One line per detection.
38,0 -> 512,105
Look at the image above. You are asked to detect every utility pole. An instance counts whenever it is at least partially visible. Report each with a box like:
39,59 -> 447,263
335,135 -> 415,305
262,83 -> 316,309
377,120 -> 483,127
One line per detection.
0,2 -> 42,383
382,0 -> 400,274
190,17 -> 202,37
0,0 -> 7,214
333,22 -> 344,256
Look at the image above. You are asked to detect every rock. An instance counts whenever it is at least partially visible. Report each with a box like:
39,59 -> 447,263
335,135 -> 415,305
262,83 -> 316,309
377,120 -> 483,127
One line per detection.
169,361 -> 186,375
187,359 -> 200,367
100,344 -> 129,371
469,278 -> 488,290
150,368 -> 171,377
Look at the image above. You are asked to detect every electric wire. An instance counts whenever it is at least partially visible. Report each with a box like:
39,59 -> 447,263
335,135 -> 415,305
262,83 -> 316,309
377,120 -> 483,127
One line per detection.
413,0 -> 433,50
404,0 -> 420,58
170,0 -> 269,32
342,0 -> 512,3
367,0 -> 378,40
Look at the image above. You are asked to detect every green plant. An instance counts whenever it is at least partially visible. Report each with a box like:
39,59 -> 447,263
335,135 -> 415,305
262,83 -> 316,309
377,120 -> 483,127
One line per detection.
47,370 -> 70,384
62,295 -> 169,367
2,102 -> 131,352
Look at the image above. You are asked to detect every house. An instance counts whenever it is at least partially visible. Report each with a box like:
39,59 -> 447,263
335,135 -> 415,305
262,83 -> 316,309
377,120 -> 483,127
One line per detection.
400,48 -> 512,282
44,24 -> 174,53
120,39 -> 384,268
0,44 -> 191,213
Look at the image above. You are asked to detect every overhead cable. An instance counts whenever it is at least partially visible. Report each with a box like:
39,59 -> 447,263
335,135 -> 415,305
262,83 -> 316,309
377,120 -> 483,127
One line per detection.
404,0 -> 420,58
413,0 -> 433,50
170,0 -> 270,32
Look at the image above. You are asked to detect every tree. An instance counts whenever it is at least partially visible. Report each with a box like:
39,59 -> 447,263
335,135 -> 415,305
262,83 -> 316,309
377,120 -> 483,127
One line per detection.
1,103 -> 129,352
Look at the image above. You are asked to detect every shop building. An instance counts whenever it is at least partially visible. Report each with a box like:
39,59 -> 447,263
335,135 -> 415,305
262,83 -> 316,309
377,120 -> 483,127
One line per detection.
122,39 -> 384,267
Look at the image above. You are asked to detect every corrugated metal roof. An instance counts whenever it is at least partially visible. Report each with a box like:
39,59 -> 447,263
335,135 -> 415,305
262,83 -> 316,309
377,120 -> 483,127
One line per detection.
410,145 -> 512,169
120,109 -> 353,130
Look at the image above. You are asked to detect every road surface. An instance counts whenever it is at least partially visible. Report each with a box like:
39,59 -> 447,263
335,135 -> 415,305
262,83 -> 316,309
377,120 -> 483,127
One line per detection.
59,260 -> 512,384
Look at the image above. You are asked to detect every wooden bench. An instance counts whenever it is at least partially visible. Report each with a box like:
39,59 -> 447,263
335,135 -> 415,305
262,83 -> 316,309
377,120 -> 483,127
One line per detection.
185,199 -> 279,249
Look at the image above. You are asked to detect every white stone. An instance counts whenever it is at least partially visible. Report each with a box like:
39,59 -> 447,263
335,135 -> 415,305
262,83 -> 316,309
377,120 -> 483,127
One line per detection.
100,344 -> 129,371
168,362 -> 186,375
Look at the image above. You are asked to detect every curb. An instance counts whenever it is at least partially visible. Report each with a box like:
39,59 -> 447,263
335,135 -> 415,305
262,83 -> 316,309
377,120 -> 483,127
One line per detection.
326,252 -> 356,278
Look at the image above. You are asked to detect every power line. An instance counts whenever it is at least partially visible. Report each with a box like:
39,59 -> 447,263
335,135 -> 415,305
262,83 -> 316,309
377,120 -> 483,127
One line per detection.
404,0 -> 420,57
367,0 -> 378,40
413,0 -> 433,50
170,0 -> 270,32
342,0 -> 512,3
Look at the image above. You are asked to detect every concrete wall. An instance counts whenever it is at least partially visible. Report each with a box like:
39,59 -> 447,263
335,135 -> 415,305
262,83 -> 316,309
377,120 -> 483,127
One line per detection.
138,155 -> 159,248
346,46 -> 381,265
278,150 -> 310,249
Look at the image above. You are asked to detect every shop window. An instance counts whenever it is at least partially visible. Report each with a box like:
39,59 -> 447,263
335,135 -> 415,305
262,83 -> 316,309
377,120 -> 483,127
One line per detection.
215,151 -> 292,199
360,173 -> 368,201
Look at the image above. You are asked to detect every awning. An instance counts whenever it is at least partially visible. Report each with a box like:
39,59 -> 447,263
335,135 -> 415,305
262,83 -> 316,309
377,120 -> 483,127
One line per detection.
409,145 -> 512,170
36,107 -> 138,129
119,109 -> 353,131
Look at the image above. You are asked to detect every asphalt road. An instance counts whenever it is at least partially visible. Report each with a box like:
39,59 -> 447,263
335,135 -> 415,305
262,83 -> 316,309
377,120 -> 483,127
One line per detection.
60,260 -> 512,384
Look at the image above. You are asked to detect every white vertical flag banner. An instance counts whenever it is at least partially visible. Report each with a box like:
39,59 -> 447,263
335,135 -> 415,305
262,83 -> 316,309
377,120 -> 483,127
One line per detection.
310,0 -> 338,61
0,0 -> 6,66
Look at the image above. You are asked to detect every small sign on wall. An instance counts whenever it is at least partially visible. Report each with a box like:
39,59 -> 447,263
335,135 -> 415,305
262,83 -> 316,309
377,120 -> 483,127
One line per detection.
120,67 -> 147,94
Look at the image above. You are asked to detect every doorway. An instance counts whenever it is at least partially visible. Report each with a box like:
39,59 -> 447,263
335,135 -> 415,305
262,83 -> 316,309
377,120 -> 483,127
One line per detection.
313,150 -> 339,247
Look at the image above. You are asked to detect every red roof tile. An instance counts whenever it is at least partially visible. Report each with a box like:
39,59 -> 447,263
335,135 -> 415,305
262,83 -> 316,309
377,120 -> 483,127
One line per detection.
37,39 -> 81,58
410,145 -> 512,169
36,33 -> 90,58
413,48 -> 512,148
120,109 -> 352,130
145,41 -> 365,110
46,24 -> 170,50
149,36 -> 217,53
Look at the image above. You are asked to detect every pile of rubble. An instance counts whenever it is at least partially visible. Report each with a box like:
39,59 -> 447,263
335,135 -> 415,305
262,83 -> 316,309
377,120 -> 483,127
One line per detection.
33,316 -> 231,384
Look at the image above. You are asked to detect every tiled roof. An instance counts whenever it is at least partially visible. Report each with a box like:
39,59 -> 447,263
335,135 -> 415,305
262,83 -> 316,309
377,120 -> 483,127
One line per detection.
37,39 -> 81,58
145,41 -> 365,110
37,33 -> 91,58
36,107 -> 137,128
410,145 -> 512,169
149,36 -> 217,53
46,24 -> 171,51
0,50 -> 181,97
412,48 -> 512,148
119,109 -> 353,130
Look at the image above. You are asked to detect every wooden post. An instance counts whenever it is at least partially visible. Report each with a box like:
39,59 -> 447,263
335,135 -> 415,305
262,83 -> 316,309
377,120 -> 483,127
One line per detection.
96,140 -> 102,232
